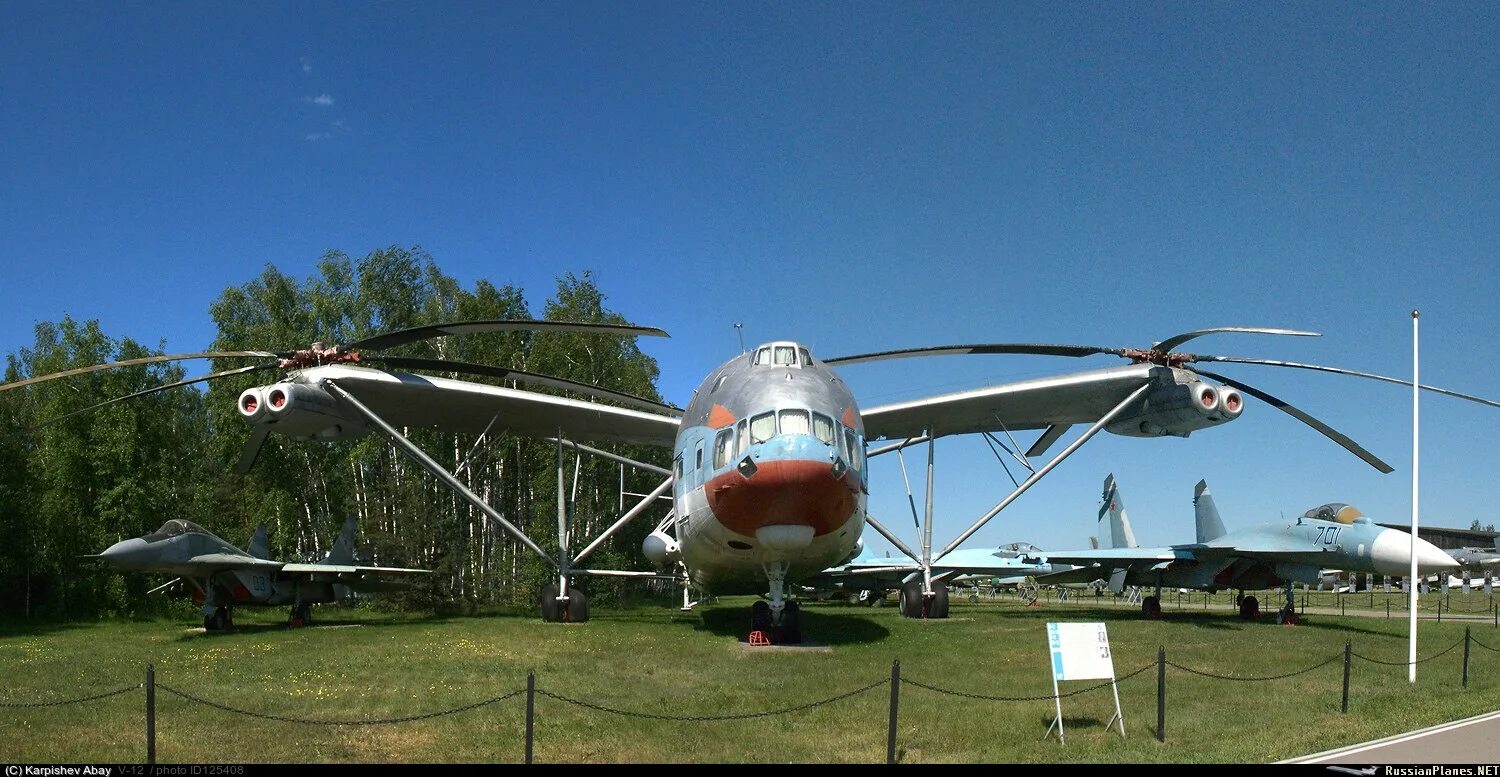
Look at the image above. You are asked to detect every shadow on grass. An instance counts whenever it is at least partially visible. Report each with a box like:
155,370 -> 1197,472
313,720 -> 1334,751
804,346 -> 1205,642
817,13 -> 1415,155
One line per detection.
174,613 -> 460,641
691,604 -> 892,645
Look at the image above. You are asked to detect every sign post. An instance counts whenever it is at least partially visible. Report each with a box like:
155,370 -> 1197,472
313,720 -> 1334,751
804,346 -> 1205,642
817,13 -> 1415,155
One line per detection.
1044,622 -> 1124,744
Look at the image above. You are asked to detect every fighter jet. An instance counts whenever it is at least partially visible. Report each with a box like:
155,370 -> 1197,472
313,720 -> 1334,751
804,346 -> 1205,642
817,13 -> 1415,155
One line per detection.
93,516 -> 429,631
803,541 -> 1074,616
1035,475 -> 1460,620
1449,537 -> 1500,572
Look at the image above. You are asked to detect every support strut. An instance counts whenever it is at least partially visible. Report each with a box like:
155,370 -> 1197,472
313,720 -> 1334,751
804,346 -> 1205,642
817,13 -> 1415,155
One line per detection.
325,381 -> 558,567
935,382 -> 1152,561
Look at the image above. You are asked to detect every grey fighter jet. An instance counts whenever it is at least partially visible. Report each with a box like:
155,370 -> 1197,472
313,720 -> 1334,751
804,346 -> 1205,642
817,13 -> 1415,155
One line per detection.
93,516 -> 429,631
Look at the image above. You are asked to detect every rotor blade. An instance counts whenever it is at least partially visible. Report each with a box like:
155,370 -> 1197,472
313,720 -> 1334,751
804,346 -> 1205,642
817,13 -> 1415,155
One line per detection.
1192,368 -> 1394,473
824,343 -> 1124,366
29,362 -> 281,432
366,356 -> 681,416
348,320 -> 670,352
1190,356 -> 1500,410
235,424 -> 272,475
0,351 -> 279,393
1152,327 -> 1320,354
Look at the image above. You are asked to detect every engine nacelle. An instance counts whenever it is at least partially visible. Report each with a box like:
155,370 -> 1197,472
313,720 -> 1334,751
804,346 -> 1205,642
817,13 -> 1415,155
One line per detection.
245,382 -> 364,441
642,530 -> 681,569
1106,378 -> 1242,439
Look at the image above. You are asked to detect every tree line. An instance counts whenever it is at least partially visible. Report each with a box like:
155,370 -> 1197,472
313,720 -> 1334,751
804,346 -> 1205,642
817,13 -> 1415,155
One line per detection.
0,246 -> 672,620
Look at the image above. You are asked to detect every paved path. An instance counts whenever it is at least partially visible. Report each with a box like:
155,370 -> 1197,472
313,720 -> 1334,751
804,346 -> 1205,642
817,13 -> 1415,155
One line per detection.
1284,709 -> 1500,763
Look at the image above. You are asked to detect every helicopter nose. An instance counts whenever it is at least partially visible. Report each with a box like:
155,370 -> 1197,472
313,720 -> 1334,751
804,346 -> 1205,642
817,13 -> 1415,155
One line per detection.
1370,529 -> 1460,576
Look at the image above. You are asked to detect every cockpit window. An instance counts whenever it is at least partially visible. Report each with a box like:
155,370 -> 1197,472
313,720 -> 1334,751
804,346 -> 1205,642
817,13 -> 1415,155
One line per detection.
812,413 -> 835,444
844,429 -> 861,470
779,409 -> 810,436
142,519 -> 207,542
800,347 -> 812,366
773,346 -> 796,366
754,347 -> 771,366
749,412 -> 776,444
1303,503 -> 1363,525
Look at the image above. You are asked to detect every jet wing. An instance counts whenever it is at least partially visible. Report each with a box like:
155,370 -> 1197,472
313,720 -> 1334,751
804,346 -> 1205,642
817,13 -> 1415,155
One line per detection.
181,554 -> 286,571
279,563 -> 432,576
1026,548 -> 1191,566
859,364 -> 1161,440
306,365 -> 681,447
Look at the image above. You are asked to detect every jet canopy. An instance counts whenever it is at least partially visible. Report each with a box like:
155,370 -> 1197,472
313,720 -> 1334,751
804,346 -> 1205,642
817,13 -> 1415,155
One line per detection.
142,519 -> 210,542
1303,503 -> 1367,525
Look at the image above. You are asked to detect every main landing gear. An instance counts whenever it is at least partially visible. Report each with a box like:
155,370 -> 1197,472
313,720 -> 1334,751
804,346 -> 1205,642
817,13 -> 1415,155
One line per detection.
1141,574 -> 1164,619
203,606 -> 233,632
288,603 -> 312,628
899,579 -> 950,619
1238,594 -> 1260,620
540,583 -> 590,623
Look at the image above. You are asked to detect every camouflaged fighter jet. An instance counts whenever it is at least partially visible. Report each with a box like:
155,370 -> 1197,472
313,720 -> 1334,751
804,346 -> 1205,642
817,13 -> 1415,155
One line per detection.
92,516 -> 429,631
1036,475 -> 1459,621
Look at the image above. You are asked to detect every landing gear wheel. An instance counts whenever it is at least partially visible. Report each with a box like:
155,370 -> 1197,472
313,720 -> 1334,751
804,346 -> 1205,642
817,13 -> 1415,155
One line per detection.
1141,595 -> 1162,619
1280,607 -> 1298,625
869,590 -> 886,607
899,581 -> 923,618
540,583 -> 588,622
969,592 -> 980,604
213,607 -> 231,631
928,581 -> 950,619
778,601 -> 803,644
565,587 -> 589,623
288,604 -> 309,628
203,614 -> 216,632
1239,595 -> 1260,620
750,600 -> 773,635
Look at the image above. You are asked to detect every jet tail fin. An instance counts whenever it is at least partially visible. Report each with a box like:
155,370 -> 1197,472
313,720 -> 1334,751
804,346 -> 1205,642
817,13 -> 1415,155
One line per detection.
1098,474 -> 1138,549
323,516 -> 358,566
247,524 -> 270,560
1193,480 -> 1228,543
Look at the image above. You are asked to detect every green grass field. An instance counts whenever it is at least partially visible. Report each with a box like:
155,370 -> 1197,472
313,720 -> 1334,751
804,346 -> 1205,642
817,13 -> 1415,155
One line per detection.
3,592 -> 1498,764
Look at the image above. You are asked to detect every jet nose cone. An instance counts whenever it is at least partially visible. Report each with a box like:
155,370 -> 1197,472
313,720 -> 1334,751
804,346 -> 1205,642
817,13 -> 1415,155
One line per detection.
99,538 -> 147,566
1370,529 -> 1461,576
1415,538 -> 1460,574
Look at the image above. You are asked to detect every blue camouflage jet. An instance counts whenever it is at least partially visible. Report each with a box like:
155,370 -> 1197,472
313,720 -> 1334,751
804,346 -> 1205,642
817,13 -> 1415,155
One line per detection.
1036,475 -> 1459,620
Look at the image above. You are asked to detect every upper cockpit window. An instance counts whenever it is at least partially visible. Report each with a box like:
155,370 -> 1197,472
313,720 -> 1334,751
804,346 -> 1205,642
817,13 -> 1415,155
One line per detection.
774,346 -> 796,366
800,347 -> 812,366
754,348 -> 771,366
143,519 -> 207,542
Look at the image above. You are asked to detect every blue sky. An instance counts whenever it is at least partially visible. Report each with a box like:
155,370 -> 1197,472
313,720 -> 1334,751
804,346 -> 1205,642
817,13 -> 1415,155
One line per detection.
2,3 -> 1497,554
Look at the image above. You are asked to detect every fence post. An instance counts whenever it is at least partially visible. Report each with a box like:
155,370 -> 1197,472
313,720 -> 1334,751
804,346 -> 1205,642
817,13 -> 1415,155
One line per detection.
887,660 -> 900,764
1387,599 -> 1390,619
145,663 -> 155,765
1463,627 -> 1471,689
525,670 -> 535,765
1438,598 -> 1443,623
1340,595 -> 1345,617
1156,646 -> 1166,742
1341,641 -> 1351,714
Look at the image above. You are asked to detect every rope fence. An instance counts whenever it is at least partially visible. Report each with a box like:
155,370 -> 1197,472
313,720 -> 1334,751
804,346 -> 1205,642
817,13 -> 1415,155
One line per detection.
2,629 -> 1491,763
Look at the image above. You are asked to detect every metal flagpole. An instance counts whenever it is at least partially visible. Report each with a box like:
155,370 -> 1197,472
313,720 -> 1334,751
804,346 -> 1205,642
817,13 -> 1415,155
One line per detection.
1409,310 -> 1420,683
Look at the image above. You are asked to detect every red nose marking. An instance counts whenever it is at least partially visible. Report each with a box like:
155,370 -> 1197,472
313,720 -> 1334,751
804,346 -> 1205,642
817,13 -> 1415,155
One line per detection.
705,459 -> 859,538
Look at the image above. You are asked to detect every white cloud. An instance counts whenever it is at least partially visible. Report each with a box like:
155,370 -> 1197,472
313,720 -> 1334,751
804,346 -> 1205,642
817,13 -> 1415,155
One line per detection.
305,132 -> 328,142
300,57 -> 313,74
305,94 -> 335,107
